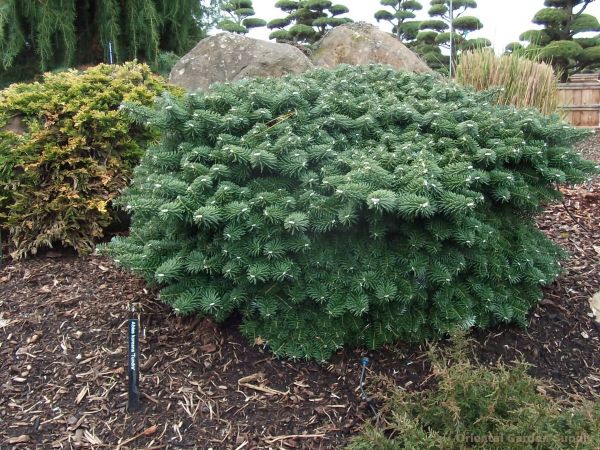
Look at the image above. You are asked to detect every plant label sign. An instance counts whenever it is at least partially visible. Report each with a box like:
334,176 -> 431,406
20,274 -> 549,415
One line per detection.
128,318 -> 141,411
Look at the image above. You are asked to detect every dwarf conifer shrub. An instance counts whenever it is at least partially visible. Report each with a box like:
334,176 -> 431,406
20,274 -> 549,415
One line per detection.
0,62 -> 174,258
103,65 -> 597,360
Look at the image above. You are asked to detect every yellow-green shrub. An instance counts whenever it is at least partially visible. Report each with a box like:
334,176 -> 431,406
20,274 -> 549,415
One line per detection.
456,49 -> 559,115
0,62 -> 177,258
348,338 -> 600,449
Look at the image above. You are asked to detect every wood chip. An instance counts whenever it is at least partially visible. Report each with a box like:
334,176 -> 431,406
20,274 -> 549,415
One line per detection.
264,434 -> 326,444
238,373 -> 262,385
239,383 -> 288,396
199,343 -> 217,353
5,435 -> 31,444
75,385 -> 88,405
83,430 -> 103,445
589,292 -> 600,323
140,356 -> 157,371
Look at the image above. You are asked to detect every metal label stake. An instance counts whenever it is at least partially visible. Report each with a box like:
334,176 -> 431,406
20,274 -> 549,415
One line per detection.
128,316 -> 141,412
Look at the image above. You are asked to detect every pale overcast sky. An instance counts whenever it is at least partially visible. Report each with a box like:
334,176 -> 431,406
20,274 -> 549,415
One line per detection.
246,0 -> 600,53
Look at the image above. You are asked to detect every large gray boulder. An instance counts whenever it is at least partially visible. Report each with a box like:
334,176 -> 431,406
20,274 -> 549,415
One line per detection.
312,23 -> 432,73
169,33 -> 314,91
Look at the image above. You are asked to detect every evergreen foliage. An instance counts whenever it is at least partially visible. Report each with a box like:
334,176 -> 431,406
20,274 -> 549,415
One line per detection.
511,0 -> 600,81
374,0 -> 424,44
0,62 -> 175,258
0,0 -> 217,86
102,65 -> 597,360
267,0 -> 353,44
217,0 -> 266,34
415,0 -> 490,72
154,51 -> 182,79
347,337 -> 600,449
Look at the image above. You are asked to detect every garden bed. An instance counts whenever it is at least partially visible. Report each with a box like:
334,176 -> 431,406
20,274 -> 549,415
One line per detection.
1,166 -> 599,449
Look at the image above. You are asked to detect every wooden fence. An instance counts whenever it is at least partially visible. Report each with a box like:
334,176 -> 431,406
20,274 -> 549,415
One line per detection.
558,73 -> 600,128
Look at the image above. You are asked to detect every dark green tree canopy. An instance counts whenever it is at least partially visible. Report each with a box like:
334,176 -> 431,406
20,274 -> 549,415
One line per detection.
217,0 -> 266,34
516,0 -> 600,80
453,15 -> 483,32
0,0 -> 216,85
419,19 -> 449,32
374,0 -> 424,44
268,0 -> 352,44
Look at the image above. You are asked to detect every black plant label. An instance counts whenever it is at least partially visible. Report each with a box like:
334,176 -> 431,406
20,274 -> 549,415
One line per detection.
128,318 -> 141,411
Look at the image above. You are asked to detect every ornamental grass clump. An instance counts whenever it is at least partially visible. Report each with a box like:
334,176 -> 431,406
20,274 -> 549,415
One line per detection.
456,49 -> 559,115
0,62 -> 174,258
103,64 -> 598,360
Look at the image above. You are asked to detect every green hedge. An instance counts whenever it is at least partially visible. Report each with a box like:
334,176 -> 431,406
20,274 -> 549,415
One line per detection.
0,62 -> 176,258
102,65 -> 597,360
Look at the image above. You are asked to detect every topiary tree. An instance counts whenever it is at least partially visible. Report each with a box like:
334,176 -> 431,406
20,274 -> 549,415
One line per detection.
374,0 -> 424,45
217,0 -> 266,34
0,0 -> 217,86
513,0 -> 600,81
101,65 -> 597,360
415,0 -> 490,72
0,62 -> 177,259
267,0 -> 352,44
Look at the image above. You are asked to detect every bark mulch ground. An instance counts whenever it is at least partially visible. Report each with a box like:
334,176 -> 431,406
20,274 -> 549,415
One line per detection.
1,148 -> 599,449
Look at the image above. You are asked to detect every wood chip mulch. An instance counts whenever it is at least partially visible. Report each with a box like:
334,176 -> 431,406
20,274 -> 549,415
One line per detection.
1,164 -> 599,449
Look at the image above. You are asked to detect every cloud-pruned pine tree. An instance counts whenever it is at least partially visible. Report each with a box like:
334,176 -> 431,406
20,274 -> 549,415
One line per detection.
217,0 -> 266,34
102,65 -> 598,360
510,0 -> 600,81
267,0 -> 352,44
374,0 -> 424,45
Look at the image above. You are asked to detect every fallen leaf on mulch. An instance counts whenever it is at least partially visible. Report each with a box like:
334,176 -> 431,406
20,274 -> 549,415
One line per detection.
142,425 -> 158,436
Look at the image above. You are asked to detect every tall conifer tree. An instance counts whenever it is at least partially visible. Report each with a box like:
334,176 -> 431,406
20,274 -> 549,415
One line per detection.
415,0 -> 489,72
268,0 -> 352,44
